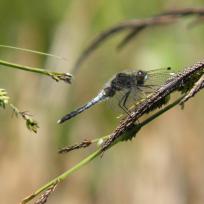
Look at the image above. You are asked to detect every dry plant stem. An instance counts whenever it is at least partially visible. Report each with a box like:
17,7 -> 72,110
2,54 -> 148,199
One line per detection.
73,16 -> 175,73
21,95 -> 184,204
117,25 -> 145,49
101,61 -> 204,151
73,7 -> 204,73
58,139 -> 92,153
58,134 -> 111,154
139,95 -> 184,127
106,95 -> 185,146
159,7 -> 204,16
180,74 -> 204,104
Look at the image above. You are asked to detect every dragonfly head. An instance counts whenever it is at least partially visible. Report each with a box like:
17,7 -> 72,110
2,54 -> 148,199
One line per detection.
135,70 -> 148,85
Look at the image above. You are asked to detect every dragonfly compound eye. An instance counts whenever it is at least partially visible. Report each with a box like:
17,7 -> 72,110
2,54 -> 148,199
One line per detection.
136,70 -> 147,85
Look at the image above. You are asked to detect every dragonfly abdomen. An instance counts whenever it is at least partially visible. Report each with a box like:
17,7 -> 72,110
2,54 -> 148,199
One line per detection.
58,90 -> 107,124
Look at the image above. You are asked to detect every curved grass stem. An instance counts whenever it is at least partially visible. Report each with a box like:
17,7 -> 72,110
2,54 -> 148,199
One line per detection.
21,149 -> 101,204
0,59 -> 72,83
0,44 -> 68,61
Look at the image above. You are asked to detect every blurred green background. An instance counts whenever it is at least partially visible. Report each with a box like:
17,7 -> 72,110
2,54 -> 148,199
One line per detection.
1,0 -> 204,203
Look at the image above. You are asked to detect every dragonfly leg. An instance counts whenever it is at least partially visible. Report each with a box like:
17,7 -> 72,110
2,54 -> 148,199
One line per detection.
118,91 -> 131,116
122,90 -> 130,109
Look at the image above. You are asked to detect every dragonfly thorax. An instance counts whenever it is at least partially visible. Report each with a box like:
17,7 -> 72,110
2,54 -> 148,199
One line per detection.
104,71 -> 149,98
114,72 -> 136,88
111,72 -> 136,91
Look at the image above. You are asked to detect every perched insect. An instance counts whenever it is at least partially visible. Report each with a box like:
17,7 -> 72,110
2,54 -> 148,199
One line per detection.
57,67 -> 174,124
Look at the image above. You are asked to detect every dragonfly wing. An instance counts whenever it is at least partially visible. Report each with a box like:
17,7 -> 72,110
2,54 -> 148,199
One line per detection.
119,67 -> 175,112
144,67 -> 176,87
106,67 -> 176,117
107,87 -> 145,115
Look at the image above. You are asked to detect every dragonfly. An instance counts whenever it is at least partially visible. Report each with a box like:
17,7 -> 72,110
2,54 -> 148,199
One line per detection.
57,67 -> 175,124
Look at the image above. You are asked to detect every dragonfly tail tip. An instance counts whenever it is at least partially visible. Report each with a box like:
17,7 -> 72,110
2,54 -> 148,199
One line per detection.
57,119 -> 63,124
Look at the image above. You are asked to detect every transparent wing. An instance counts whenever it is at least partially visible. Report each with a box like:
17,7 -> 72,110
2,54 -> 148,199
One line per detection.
122,67 -> 174,108
143,67 -> 176,88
